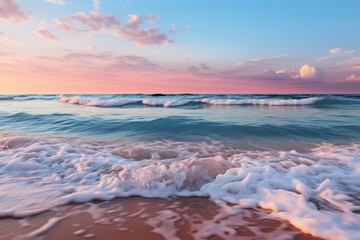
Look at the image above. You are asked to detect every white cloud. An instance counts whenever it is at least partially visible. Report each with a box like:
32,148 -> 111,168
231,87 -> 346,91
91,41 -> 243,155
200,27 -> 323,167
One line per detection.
329,48 -> 342,54
262,64 -> 322,81
345,74 -> 360,82
93,0 -> 100,11
329,48 -> 356,55
45,0 -> 66,4
169,24 -> 176,33
299,64 -> 321,79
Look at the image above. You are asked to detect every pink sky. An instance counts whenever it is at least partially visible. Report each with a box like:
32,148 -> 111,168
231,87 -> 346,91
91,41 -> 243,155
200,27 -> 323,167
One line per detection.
1,0 -> 360,93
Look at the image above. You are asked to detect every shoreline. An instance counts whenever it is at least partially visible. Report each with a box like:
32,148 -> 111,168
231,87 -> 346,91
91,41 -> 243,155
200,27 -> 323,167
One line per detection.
1,197 -> 324,240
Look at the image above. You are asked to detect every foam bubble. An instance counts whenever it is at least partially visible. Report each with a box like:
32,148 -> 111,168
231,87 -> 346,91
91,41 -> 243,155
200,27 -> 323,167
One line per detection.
0,136 -> 359,239
59,95 -> 322,108
142,98 -> 191,107
59,95 -> 139,107
201,97 -> 323,106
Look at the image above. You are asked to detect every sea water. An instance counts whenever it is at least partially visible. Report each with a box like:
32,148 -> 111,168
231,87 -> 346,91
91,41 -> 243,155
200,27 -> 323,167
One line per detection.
0,94 -> 359,239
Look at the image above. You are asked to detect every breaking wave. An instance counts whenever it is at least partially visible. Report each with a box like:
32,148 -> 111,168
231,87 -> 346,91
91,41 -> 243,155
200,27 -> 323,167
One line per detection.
59,95 -> 323,107
0,136 -> 359,240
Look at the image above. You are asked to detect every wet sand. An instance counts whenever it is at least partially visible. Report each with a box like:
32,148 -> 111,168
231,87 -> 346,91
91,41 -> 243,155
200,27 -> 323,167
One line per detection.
0,197 -> 324,240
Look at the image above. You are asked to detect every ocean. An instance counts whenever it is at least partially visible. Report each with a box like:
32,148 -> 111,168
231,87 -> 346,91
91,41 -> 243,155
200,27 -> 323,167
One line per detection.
0,94 -> 359,239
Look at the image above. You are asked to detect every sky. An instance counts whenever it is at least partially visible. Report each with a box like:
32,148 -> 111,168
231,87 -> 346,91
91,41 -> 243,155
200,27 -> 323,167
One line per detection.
0,0 -> 360,93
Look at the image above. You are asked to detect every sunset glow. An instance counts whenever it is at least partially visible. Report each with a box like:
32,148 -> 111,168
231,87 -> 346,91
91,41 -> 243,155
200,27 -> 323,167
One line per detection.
1,0 -> 360,93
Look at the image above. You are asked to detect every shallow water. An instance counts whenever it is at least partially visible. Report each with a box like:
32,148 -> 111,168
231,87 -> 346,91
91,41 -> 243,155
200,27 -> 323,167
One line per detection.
0,94 -> 359,239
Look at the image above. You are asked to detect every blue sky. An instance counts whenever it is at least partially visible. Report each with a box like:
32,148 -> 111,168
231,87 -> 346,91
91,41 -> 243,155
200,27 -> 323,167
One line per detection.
0,0 -> 360,93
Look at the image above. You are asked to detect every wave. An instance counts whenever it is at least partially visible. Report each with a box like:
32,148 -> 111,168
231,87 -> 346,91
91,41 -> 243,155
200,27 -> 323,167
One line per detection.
59,95 -> 141,107
2,112 -> 359,141
0,94 -> 58,101
59,95 -> 323,108
142,98 -> 192,107
0,136 -> 359,240
201,97 -> 322,106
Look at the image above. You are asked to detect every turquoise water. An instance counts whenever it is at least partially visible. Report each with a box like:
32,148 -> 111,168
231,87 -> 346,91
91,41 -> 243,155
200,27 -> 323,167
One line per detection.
0,94 -> 359,239
0,94 -> 359,144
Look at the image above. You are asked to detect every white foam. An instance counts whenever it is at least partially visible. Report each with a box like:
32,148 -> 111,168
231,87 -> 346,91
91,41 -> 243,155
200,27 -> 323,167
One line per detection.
146,210 -> 181,240
0,136 -> 359,240
201,97 -> 323,106
142,98 -> 191,107
26,217 -> 63,238
59,95 -> 321,107
59,95 -> 139,107
73,229 -> 86,235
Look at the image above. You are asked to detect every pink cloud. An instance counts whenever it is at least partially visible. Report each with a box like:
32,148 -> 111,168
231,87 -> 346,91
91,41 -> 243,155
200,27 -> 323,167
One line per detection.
188,63 -> 210,72
200,63 -> 210,70
1,50 -> 359,94
0,31 -> 12,40
110,55 -> 159,70
114,14 -> 173,45
71,12 -> 120,31
54,18 -> 79,34
34,27 -> 60,41
259,64 -> 322,81
62,51 -> 159,70
56,12 -> 172,46
298,64 -> 322,79
144,15 -> 158,24
345,74 -> 360,82
0,0 -> 27,24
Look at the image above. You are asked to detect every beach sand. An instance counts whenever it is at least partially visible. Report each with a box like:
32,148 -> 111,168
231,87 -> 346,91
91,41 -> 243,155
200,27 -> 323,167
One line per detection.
1,197 -> 324,240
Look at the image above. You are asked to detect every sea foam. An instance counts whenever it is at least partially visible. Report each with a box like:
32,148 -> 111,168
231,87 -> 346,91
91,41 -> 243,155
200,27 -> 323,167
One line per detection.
59,95 -> 140,107
59,95 -> 322,107
0,136 -> 359,239
201,97 -> 323,106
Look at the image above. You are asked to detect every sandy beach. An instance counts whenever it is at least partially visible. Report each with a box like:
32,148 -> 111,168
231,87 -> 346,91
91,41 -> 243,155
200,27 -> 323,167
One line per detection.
1,197 -> 325,240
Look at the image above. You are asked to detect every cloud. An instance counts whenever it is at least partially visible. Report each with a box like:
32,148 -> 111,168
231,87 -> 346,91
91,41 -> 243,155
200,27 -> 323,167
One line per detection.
0,0 -> 27,23
114,14 -> 173,45
60,51 -> 159,71
71,12 -> 120,31
0,31 -> 12,40
234,55 -> 289,72
110,55 -> 159,70
200,63 -> 210,70
92,0 -> 100,11
45,0 -> 66,4
262,69 -> 298,80
54,18 -> 79,34
34,27 -> 60,41
344,74 -> 360,82
145,15 -> 158,24
316,48 -> 359,66
196,61 -> 323,83
188,63 -> 211,73
51,11 -> 173,46
329,48 -> 356,55
264,64 -> 322,80
299,64 -> 322,79
169,24 -> 176,33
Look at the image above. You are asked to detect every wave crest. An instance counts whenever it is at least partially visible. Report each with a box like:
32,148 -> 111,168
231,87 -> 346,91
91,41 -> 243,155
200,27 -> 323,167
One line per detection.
0,137 -> 359,240
201,97 -> 322,106
59,95 -> 139,107
59,95 -> 323,107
